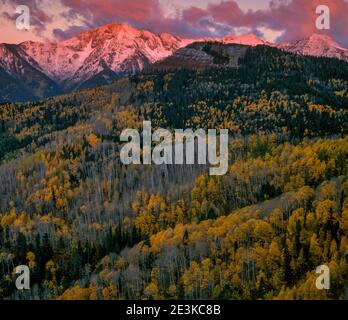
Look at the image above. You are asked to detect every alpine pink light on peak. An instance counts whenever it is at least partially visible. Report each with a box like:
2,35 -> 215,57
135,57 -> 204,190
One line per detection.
280,33 -> 348,61
12,23 -> 190,89
220,34 -> 266,46
307,33 -> 343,46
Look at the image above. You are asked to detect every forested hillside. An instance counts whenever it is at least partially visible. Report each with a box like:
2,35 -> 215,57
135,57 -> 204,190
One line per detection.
0,45 -> 347,300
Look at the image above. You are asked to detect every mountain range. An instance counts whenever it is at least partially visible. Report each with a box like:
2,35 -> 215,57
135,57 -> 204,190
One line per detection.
0,23 -> 347,102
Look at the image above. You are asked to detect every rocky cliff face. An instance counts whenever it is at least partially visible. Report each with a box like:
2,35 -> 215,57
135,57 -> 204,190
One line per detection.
149,42 -> 250,71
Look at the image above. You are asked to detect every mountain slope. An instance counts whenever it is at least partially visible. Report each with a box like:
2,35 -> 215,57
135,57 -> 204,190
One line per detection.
0,44 -> 63,102
0,65 -> 31,102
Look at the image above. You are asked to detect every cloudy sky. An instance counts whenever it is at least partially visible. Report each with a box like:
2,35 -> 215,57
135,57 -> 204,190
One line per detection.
0,0 -> 347,46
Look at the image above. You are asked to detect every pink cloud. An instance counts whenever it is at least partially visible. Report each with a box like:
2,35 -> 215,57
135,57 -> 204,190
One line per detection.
0,0 -> 347,46
182,7 -> 207,24
208,0 -> 244,24
181,0 -> 348,45
61,0 -> 163,24
263,0 -> 348,45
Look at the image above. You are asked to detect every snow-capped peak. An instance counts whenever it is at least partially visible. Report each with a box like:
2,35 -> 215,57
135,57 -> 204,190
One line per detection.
280,33 -> 348,61
307,33 -> 344,48
16,23 -> 188,87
